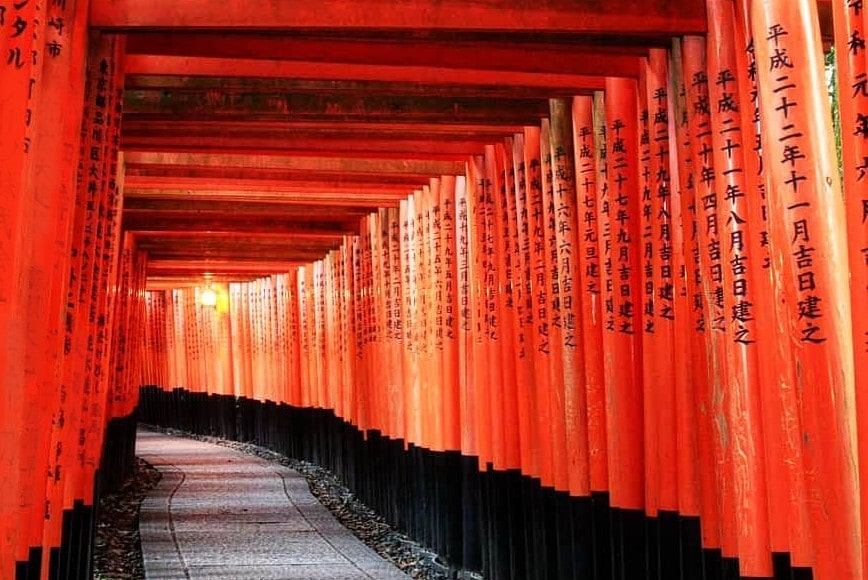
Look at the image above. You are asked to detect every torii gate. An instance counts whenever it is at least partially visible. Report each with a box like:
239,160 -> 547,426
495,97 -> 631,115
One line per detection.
1,1 -> 865,579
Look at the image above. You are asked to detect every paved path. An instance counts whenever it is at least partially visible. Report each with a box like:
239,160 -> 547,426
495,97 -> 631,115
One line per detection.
137,430 -> 409,580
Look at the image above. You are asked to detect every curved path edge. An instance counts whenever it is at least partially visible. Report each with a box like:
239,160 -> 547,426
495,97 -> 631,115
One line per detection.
137,429 -> 409,580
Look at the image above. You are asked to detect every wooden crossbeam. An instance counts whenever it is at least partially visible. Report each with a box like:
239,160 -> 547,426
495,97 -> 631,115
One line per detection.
123,56 -> 606,91
123,212 -> 361,235
124,33 -> 645,78
124,189 -> 405,207
123,76 -> 604,99
123,153 -> 465,176
90,0 -> 706,34
123,90 -> 551,124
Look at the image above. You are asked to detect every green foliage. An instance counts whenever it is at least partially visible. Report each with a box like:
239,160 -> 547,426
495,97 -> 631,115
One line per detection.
826,47 -> 843,175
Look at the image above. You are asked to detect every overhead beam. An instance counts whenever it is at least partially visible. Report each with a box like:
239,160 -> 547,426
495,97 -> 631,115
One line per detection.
147,260 -> 302,271
147,259 -> 309,276
90,0 -> 706,34
123,198 -> 380,215
124,189 -> 405,207
142,251 -> 341,261
133,231 -> 347,246
123,152 -> 465,176
123,166 -> 435,189
123,76 -> 603,99
134,242 -> 366,257
123,213 -> 361,236
121,138 -> 486,160
122,175 -> 420,196
123,56 -> 606,91
147,263 -> 306,270
138,243 -> 344,255
123,89 -> 550,124
136,235 -> 355,263
121,121 -> 516,158
124,34 -> 644,78
121,119 -> 527,136
123,166 -> 437,186
146,277 -> 269,289
126,163 -> 454,187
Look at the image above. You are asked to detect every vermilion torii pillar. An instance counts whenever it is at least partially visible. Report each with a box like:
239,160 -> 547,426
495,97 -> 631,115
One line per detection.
833,0 -> 868,573
753,0 -> 861,578
2,2 -> 864,580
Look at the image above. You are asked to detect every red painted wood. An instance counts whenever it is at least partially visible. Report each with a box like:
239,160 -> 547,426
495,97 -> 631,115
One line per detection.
525,126 -> 555,488
492,143 -> 520,470
602,76 -> 644,511
574,95 -> 609,493
467,156 -> 493,468
752,1 -> 861,577
549,99 -> 590,497
123,33 -> 645,78
682,35 -> 727,553
509,132 -> 541,479
89,0 -> 706,34
732,0 -> 810,561
667,39 -> 701,520
438,178 -> 461,453
832,0 -> 868,569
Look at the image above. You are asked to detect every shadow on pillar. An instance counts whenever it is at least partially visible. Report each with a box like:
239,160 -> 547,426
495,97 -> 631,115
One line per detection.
14,409 -> 139,580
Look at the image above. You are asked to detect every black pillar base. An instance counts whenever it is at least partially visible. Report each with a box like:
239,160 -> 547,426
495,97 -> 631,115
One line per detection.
137,386 -> 816,580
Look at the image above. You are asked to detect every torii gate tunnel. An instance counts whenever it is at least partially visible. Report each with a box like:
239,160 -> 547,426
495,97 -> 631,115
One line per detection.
1,0 -> 866,578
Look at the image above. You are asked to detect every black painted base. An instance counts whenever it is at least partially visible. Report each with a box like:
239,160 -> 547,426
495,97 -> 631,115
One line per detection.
139,386 -> 814,580
13,410 -> 139,580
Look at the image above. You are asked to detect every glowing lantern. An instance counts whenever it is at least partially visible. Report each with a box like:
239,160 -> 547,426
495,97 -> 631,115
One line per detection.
200,287 -> 218,307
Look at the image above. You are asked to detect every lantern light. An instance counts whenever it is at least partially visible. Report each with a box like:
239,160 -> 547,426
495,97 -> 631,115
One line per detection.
200,286 -> 218,307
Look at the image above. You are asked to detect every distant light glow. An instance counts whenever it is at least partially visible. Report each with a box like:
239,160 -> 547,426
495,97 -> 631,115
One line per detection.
200,287 -> 218,307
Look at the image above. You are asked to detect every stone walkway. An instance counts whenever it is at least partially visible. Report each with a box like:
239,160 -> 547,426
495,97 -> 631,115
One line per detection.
137,430 -> 409,580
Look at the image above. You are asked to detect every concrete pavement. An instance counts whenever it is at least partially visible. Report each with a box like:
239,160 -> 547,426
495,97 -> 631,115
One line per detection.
137,429 -> 409,580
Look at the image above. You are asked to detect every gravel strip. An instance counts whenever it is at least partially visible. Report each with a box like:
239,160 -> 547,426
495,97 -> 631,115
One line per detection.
93,457 -> 162,579
146,426 -> 483,580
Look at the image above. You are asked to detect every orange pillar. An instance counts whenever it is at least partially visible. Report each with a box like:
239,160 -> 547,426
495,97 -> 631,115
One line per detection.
482,146 -> 507,470
705,0 -> 772,573
525,127 -> 555,488
682,35 -> 733,559
832,1 -> 868,573
602,77 -> 644,511
54,30 -> 126,534
733,0 -> 813,564
366,214 -> 382,431
637,59 -> 660,520
493,143 -> 520,471
668,39 -> 703,526
316,259 -> 329,409
540,123 -> 569,493
549,99 -> 590,497
299,266 -> 312,408
456,173 -> 477,456
438,177 -> 461,453
340,244 -> 355,420
751,1 -> 861,578
381,208 -> 400,437
467,156 -> 489,465
400,197 -> 421,447
425,180 -> 445,450
510,133 -> 540,479
646,49 -> 680,516
415,187 -> 433,448
229,284 -> 243,399
593,91 -> 621,503
573,96 -> 609,494
0,0 -> 43,567
26,0 -> 92,566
